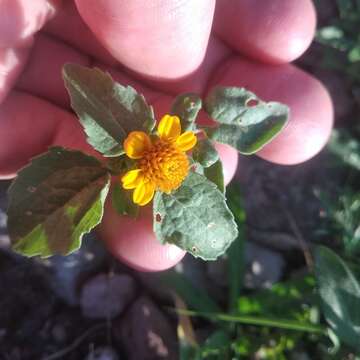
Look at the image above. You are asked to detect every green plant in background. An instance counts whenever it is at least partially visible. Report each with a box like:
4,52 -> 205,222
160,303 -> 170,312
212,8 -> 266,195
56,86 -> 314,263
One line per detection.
318,187 -> 360,256
316,128 -> 360,356
159,181 -> 360,358
318,129 -> 360,258
316,0 -> 360,83
6,63 -> 289,261
328,129 -> 360,171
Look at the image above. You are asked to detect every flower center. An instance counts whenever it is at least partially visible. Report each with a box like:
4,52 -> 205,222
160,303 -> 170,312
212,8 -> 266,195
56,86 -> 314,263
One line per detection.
139,139 -> 189,193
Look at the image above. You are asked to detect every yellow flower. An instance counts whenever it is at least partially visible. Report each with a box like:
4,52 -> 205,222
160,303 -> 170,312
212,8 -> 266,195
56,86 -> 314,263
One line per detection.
121,115 -> 197,206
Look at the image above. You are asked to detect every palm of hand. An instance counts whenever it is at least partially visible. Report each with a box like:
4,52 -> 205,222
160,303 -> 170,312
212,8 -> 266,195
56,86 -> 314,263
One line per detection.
0,0 -> 333,270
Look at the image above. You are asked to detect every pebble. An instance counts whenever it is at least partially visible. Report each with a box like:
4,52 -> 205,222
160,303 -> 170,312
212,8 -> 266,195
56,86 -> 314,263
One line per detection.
115,296 -> 178,360
85,347 -> 120,360
244,242 -> 285,289
38,232 -> 108,305
80,273 -> 136,319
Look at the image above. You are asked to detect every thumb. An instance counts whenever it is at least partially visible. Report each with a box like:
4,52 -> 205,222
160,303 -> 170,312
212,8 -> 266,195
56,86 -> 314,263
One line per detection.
0,0 -> 61,104
74,0 -> 215,80
0,0 -> 60,48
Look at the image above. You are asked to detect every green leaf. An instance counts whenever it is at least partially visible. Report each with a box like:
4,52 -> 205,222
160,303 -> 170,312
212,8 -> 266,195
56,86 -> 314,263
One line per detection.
111,182 -> 139,217
200,330 -> 231,358
153,172 -> 238,260
204,160 -> 224,193
336,0 -> 356,17
328,129 -> 360,171
178,309 -> 326,334
170,93 -> 202,131
237,276 -> 317,321
63,63 -> 155,157
192,138 -> 219,168
7,147 -> 110,257
204,87 -> 289,154
349,45 -> 360,62
315,245 -> 360,351
159,270 -> 221,313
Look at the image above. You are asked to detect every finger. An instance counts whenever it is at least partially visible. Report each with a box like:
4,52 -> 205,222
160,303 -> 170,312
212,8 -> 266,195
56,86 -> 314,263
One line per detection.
17,33 -> 91,108
16,32 -> 162,109
214,0 -> 316,64
208,57 -> 333,165
43,3 -> 229,94
44,0 -> 117,66
99,204 -> 185,272
0,91 -> 94,179
135,36 -> 232,95
215,143 -> 238,185
0,0 -> 59,48
13,35 -> 239,182
0,91 -> 57,178
0,0 -> 61,104
0,47 -> 30,104
74,0 -> 215,79
15,32 -> 230,107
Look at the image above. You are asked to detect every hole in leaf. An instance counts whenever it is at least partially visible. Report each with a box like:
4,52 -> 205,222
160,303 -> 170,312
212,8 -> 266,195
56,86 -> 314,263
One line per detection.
191,246 -> 197,252
246,99 -> 259,107
155,213 -> 162,222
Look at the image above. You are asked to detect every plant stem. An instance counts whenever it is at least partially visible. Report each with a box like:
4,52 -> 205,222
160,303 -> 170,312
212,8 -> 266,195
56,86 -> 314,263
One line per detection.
175,309 -> 327,335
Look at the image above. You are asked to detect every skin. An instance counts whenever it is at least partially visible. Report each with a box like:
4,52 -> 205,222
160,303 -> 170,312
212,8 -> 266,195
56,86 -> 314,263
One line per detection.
0,0 -> 333,271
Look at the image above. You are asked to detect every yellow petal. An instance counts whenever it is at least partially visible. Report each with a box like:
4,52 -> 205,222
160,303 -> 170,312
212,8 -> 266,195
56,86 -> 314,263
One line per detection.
121,169 -> 143,189
175,131 -> 197,152
124,131 -> 151,159
158,114 -> 181,141
133,181 -> 155,206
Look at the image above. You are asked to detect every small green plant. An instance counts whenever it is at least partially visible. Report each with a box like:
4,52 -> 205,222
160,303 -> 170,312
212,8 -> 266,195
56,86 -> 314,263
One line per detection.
316,0 -> 360,82
160,182 -> 360,358
318,129 -> 360,257
6,64 -> 289,261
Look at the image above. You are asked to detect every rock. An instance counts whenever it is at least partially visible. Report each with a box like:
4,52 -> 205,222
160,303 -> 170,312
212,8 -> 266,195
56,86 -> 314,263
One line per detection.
85,347 -> 120,360
0,234 -> 10,249
38,232 -> 108,305
51,324 -> 67,344
81,273 -> 136,319
0,207 -> 7,232
115,296 -> 178,360
244,242 -> 285,289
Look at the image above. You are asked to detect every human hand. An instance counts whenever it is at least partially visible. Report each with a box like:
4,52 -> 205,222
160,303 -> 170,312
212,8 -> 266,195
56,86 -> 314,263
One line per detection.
0,0 -> 333,271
